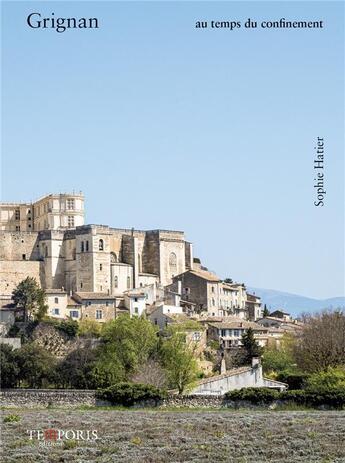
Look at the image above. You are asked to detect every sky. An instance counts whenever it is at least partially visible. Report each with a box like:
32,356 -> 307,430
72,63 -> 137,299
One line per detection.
1,1 -> 344,299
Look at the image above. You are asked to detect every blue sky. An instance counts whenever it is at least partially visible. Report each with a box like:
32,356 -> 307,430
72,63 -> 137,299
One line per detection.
1,1 -> 344,299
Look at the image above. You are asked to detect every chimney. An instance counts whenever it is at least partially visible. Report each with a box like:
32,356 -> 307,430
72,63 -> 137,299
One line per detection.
251,357 -> 260,368
177,280 -> 182,295
220,357 -> 226,375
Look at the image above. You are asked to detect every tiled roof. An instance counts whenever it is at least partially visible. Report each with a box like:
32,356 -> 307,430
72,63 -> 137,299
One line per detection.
246,293 -> 261,301
208,320 -> 268,331
189,269 -> 221,282
196,367 -> 252,385
45,289 -> 67,294
73,292 -> 116,301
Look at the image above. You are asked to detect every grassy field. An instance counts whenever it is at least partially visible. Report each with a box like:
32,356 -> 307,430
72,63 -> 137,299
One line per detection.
1,407 -> 345,462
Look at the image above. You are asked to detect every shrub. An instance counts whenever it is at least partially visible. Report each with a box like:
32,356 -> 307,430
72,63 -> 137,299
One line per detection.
281,389 -> 345,408
224,387 -> 345,409
56,319 -> 79,338
305,367 -> 345,392
97,382 -> 166,406
7,324 -> 20,337
78,319 -> 101,338
276,372 -> 309,390
225,387 -> 279,403
4,414 -> 21,423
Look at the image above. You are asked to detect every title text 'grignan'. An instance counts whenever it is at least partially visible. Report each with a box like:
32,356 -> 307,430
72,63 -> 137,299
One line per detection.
27,13 -> 99,33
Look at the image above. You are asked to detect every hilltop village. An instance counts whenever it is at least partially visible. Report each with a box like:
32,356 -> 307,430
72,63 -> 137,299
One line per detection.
0,192 -> 303,393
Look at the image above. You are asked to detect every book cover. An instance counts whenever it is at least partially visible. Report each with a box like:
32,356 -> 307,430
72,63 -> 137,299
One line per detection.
1,1 -> 344,461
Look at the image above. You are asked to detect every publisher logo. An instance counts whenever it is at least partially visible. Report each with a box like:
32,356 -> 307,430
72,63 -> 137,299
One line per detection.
27,428 -> 98,447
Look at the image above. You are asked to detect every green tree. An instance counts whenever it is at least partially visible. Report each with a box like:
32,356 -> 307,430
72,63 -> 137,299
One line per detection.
294,310 -> 345,372
12,277 -> 48,322
161,332 -> 199,394
241,328 -> 263,363
56,347 -> 98,389
16,343 -> 57,388
98,315 -> 158,380
306,367 -> 345,392
0,344 -> 20,387
262,348 -> 295,375
263,304 -> 270,317
91,349 -> 125,388
78,319 -> 102,338
262,333 -> 296,375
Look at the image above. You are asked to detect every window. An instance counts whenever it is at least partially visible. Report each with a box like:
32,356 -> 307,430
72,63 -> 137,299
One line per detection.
212,286 -> 215,293
81,241 -> 84,252
99,239 -> 104,251
154,319 -> 158,325
22,254 -> 26,260
169,252 -> 177,273
86,241 -> 89,252
53,308 -> 59,315
134,307 -> 139,314
100,264 -> 103,271
96,309 -> 103,320
67,199 -> 75,210
67,216 -> 74,227
54,297 -> 59,304
70,310 -> 79,318
134,298 -> 138,302
127,276 -> 131,289
106,301 -> 109,307
234,330 -> 240,337
221,329 -> 226,337
16,226 -> 20,231
110,252 -> 117,263
100,285 -> 103,291
114,276 -> 118,288
192,332 -> 201,341
15,209 -> 20,220
80,282 -> 83,289
28,224 -> 31,228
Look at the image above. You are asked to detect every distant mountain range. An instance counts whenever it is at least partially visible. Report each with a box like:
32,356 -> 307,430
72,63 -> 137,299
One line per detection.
247,287 -> 345,318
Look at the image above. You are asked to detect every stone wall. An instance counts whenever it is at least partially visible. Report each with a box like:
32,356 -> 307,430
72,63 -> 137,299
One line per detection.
0,260 -> 42,295
0,389 -> 274,409
0,231 -> 40,261
0,389 -> 110,408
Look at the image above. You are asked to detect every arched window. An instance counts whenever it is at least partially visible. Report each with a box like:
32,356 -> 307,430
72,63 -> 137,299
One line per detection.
169,252 -> 177,272
86,241 -> 89,252
45,246 -> 48,258
99,239 -> 104,251
81,241 -> 84,252
114,276 -> 118,288
110,252 -> 117,263
127,276 -> 131,289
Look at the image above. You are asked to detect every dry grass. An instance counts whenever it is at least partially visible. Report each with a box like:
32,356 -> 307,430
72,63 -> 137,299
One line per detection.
1,408 -> 345,462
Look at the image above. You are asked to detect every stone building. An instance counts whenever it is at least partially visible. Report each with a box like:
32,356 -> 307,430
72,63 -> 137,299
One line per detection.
169,269 -> 250,317
0,194 -> 194,300
0,193 -> 84,232
246,293 -> 263,321
207,319 -> 269,348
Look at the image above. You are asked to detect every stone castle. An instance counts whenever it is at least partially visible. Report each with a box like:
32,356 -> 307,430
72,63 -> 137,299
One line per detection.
0,192 -> 193,297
